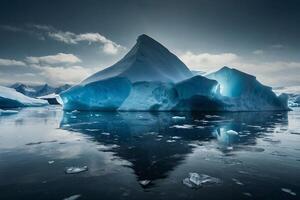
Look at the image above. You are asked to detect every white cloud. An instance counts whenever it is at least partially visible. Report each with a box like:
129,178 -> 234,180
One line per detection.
26,53 -> 81,65
1,24 -> 125,55
48,31 -> 77,44
40,66 -> 92,85
179,51 -> 239,72
0,58 -> 26,66
45,28 -> 124,54
253,49 -> 264,55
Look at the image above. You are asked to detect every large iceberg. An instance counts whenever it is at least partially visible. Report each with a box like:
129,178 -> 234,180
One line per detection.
59,34 -> 288,111
0,86 -> 48,108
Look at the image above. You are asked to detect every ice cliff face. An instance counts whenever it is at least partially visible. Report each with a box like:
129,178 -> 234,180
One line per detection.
59,35 -> 289,111
0,86 -> 48,108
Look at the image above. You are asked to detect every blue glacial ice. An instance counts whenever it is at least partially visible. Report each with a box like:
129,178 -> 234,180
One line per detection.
59,34 -> 289,112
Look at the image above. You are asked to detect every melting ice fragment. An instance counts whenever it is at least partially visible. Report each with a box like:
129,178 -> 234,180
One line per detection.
232,178 -> 244,185
63,194 -> 81,200
281,188 -> 296,196
166,139 -> 176,143
170,124 -> 194,129
172,116 -> 186,120
226,130 -> 239,135
183,173 -> 221,189
48,160 -> 55,164
139,180 -> 151,187
65,166 -> 88,174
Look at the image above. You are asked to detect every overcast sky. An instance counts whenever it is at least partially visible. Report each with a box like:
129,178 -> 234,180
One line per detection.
0,0 -> 299,87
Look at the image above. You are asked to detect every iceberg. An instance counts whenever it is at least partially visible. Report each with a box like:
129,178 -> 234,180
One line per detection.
59,34 -> 289,112
0,86 -> 48,108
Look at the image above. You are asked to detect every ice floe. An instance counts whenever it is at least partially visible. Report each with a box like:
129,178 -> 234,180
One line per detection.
281,188 -> 296,196
63,194 -> 81,200
170,124 -> 194,129
183,173 -> 221,189
65,166 -> 88,174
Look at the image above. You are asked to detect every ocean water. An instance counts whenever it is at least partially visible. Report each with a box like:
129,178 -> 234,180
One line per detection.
0,106 -> 299,200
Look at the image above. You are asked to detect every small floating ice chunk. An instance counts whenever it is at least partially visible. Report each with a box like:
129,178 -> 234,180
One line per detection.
205,115 -> 220,119
171,136 -> 181,139
182,177 -> 194,188
139,180 -> 151,186
183,173 -> 221,189
281,188 -> 296,196
65,166 -> 88,174
63,194 -> 81,200
226,130 -> 238,135
101,132 -> 110,136
166,139 -> 176,143
170,124 -> 194,129
243,192 -> 252,197
226,146 -> 234,150
48,160 -> 55,164
189,173 -> 202,186
232,178 -> 244,185
172,116 -> 186,120
71,110 -> 80,113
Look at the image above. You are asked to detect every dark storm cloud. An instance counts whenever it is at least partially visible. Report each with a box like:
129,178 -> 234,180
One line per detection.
0,0 -> 299,86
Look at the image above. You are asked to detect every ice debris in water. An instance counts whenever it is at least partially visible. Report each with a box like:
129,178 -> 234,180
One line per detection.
183,173 -> 221,189
281,188 -> 296,196
170,124 -> 194,129
243,192 -> 252,197
232,178 -> 244,185
166,139 -> 176,143
172,116 -> 186,120
48,160 -> 55,164
139,180 -> 151,186
65,166 -> 88,174
101,132 -> 111,136
226,130 -> 239,135
63,194 -> 81,200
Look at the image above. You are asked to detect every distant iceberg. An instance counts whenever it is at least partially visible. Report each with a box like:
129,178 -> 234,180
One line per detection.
0,86 -> 48,108
59,34 -> 289,112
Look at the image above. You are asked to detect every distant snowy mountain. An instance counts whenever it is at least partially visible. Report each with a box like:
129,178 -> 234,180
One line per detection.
0,86 -> 48,108
273,85 -> 300,107
10,83 -> 71,98
59,34 -> 288,111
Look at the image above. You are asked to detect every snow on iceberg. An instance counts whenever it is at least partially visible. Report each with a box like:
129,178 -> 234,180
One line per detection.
0,86 -> 48,108
82,34 -> 193,84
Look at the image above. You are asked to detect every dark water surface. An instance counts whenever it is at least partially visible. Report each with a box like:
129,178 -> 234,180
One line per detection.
0,106 -> 299,200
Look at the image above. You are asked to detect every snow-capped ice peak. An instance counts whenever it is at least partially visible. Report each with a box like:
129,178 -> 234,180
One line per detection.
81,34 -> 193,84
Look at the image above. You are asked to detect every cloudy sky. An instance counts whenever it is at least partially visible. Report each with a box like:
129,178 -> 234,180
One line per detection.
0,0 -> 299,87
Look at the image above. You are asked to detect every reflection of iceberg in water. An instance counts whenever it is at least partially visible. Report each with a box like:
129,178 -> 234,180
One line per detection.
59,110 -> 288,187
